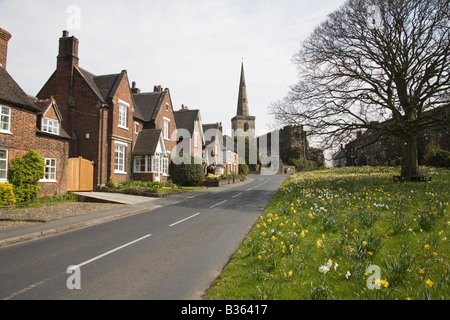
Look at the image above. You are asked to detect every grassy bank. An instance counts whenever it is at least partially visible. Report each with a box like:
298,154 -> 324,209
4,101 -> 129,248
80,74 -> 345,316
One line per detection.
204,167 -> 449,300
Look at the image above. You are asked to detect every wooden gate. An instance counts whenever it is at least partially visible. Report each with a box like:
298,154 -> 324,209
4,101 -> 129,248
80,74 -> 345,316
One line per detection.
67,157 -> 94,192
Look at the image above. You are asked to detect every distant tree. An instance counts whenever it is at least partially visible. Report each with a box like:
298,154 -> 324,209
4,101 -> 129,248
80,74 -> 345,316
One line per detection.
271,0 -> 449,178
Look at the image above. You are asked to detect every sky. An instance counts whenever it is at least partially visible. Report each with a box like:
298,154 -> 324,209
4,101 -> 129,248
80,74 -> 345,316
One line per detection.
0,0 -> 347,138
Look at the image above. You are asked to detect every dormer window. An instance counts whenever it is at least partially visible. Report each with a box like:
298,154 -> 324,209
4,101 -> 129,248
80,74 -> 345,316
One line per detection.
42,117 -> 59,135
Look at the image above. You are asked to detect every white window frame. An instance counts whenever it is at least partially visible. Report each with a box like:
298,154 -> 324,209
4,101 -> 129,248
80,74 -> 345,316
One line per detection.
194,132 -> 199,148
162,156 -> 169,176
42,117 -> 60,135
0,105 -> 12,134
163,117 -> 170,141
40,158 -> 57,182
134,121 -> 140,134
151,154 -> 161,174
0,149 -> 8,182
114,141 -> 127,174
118,100 -> 129,129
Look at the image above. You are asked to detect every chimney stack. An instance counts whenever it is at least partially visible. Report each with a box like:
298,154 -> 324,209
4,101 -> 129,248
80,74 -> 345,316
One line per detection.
57,30 -> 79,71
154,85 -> 162,92
0,28 -> 12,69
131,81 -> 140,94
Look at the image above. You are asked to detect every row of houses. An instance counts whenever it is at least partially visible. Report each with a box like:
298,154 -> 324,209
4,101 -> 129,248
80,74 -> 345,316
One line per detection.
0,28 -> 239,195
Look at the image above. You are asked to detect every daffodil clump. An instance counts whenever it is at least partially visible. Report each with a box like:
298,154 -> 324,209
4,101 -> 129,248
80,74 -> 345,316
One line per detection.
205,167 -> 449,300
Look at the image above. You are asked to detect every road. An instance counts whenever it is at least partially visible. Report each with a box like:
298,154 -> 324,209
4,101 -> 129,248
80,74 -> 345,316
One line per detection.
0,174 -> 286,300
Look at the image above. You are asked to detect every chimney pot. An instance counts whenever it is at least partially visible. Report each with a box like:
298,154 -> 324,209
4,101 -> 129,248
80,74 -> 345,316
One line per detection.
131,81 -> 140,94
62,30 -> 69,37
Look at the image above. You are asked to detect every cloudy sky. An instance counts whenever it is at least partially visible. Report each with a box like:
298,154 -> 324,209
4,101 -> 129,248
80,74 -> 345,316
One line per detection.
0,0 -> 347,137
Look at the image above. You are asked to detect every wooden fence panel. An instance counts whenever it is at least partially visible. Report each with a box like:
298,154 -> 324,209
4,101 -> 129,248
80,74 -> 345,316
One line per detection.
67,157 -> 94,192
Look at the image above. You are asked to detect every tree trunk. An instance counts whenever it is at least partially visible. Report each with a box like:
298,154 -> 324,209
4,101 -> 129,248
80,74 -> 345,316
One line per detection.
401,134 -> 423,178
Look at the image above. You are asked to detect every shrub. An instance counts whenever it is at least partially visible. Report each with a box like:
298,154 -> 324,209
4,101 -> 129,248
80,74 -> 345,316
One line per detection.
107,176 -> 119,189
0,183 -> 16,206
239,163 -> 249,176
424,142 -> 450,168
206,173 -> 219,180
169,156 -> 205,186
8,150 -> 45,203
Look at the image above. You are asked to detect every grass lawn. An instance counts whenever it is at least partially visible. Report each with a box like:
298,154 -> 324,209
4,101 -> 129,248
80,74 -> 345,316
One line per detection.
204,167 -> 449,300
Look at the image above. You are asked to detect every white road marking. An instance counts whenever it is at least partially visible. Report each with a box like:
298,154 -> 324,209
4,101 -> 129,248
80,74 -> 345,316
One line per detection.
4,279 -> 51,300
210,200 -> 228,209
169,213 -> 201,227
232,192 -> 243,198
75,234 -> 152,268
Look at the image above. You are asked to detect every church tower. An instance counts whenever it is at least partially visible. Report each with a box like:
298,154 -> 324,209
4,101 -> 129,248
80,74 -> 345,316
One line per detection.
231,62 -> 255,139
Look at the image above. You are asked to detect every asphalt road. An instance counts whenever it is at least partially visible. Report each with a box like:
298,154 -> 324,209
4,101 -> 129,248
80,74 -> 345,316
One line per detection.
0,174 -> 287,300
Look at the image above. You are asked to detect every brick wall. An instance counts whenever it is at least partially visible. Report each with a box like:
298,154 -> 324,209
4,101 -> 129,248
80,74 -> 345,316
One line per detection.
36,134 -> 69,195
153,90 -> 177,160
0,105 -> 37,160
107,73 -> 134,184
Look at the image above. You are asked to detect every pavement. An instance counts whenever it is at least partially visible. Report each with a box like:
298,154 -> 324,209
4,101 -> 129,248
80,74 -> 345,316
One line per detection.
0,178 -> 253,248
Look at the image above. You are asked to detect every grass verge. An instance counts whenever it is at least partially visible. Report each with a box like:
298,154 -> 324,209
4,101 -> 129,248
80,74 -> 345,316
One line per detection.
204,167 -> 449,300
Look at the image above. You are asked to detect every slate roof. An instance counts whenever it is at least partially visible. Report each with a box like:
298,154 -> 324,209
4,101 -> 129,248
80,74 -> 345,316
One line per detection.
132,92 -> 164,122
173,109 -> 201,135
77,67 -> 125,103
0,67 -> 40,112
133,129 -> 163,156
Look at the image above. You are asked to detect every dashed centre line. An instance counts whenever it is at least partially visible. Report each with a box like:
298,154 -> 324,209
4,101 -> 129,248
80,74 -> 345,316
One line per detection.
169,213 -> 201,227
210,200 -> 228,209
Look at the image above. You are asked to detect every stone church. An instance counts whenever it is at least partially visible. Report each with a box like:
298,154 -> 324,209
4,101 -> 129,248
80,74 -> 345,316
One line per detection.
231,63 -> 256,140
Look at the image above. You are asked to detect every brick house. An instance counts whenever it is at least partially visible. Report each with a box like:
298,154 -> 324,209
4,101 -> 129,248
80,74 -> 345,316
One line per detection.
37,31 -> 136,187
0,28 -> 70,195
173,106 -> 205,165
223,135 -> 239,176
131,82 -> 177,182
203,122 -> 225,175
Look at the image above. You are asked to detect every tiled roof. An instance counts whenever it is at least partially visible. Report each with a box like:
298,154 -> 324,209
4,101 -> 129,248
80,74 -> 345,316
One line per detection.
133,129 -> 162,155
173,109 -> 200,136
132,92 -> 163,122
0,67 -> 40,111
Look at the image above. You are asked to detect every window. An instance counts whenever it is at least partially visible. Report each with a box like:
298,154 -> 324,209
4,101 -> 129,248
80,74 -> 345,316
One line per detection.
151,155 -> 160,173
0,105 -> 11,133
134,155 -> 167,174
41,158 -> 57,182
118,100 -> 129,129
134,156 -> 146,173
115,143 -> 126,173
164,118 -> 170,140
162,156 -> 169,176
0,149 -> 8,182
42,118 -> 59,135
134,122 -> 140,134
194,132 -> 199,148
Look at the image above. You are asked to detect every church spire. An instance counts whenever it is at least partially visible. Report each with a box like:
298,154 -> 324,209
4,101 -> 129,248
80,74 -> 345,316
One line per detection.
237,62 -> 249,117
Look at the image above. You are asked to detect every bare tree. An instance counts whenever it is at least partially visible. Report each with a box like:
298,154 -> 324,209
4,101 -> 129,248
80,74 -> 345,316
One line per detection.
271,0 -> 449,177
